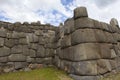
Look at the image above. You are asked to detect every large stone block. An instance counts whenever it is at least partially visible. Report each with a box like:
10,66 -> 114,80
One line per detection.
22,45 -> 29,56
29,43 -> 38,50
19,38 -> 28,45
61,35 -> 71,48
45,48 -> 54,57
71,29 -> 97,45
75,18 -> 94,29
36,57 -> 52,64
39,36 -> 45,45
97,59 -> 112,74
110,18 -> 119,27
14,62 -> 28,70
0,47 -> 10,57
71,61 -> 97,75
26,56 -> 35,63
0,29 -> 6,38
74,7 -> 88,19
4,39 -> 16,48
11,45 -> 22,54
61,43 -> 101,61
29,49 -> 36,58
104,32 -> 115,43
0,57 -> 8,62
36,45 -> 45,57
8,54 -> 26,62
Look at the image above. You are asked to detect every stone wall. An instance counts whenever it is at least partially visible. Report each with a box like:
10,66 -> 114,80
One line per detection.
0,6 -> 120,80
54,7 -> 120,80
0,21 -> 56,72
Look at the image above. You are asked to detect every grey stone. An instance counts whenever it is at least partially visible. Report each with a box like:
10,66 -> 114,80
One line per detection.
74,7 -> 88,19
61,35 -> 71,48
29,49 -> 36,58
97,59 -> 112,74
18,32 -> 26,38
36,45 -> 45,57
0,29 -> 6,38
4,39 -> 16,48
29,43 -> 38,50
8,54 -> 26,62
110,18 -> 119,27
35,30 -> 43,36
14,22 -> 21,27
71,29 -> 97,45
45,48 -> 54,57
26,56 -> 35,63
36,57 -> 52,64
0,47 -> 10,57
19,38 -> 28,45
14,62 -> 28,70
11,45 -> 22,54
0,57 -> 8,62
22,45 -> 29,56
75,18 -> 94,29
0,38 -> 4,47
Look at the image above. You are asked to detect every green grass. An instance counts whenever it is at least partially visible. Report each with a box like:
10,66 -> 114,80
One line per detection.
0,67 -> 73,80
101,72 -> 120,80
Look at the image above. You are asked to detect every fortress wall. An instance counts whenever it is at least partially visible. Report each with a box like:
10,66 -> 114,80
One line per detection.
54,7 -> 120,80
0,21 -> 56,72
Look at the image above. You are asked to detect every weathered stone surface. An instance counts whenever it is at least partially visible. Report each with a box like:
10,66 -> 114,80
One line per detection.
18,32 -> 26,38
22,45 -> 29,56
4,39 -> 16,48
19,38 -> 28,45
36,45 -> 45,57
110,18 -> 119,27
61,35 -> 71,48
97,59 -> 112,74
74,7 -> 88,19
45,48 -> 54,57
71,29 -> 97,45
26,56 -> 35,63
61,43 -> 100,61
29,43 -> 38,50
75,18 -> 94,29
8,54 -> 26,62
11,45 -> 22,54
36,57 -> 52,64
0,38 -> 4,47
64,18 -> 74,34
0,47 -> 10,57
0,29 -> 6,37
35,30 -> 43,36
29,49 -> 36,58
0,57 -> 8,62
14,22 -> 21,27
14,62 -> 28,69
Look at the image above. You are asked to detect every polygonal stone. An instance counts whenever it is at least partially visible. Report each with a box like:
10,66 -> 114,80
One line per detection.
45,48 -> 54,57
4,39 -> 16,48
11,45 -> 22,54
22,45 -> 29,56
26,56 -> 35,63
0,57 -> 8,62
0,47 -> 10,57
19,38 -> 28,45
61,35 -> 71,49
29,49 -> 36,58
97,59 -> 112,74
36,57 -> 52,64
0,29 -> 6,38
36,45 -> 45,57
71,29 -> 97,45
110,18 -> 119,27
75,18 -> 94,29
14,62 -> 28,69
74,7 -> 88,19
8,54 -> 26,62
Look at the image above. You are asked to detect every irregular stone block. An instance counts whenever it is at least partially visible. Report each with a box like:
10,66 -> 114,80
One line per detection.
22,45 -> 29,56
29,43 -> 38,50
0,47 -> 10,57
100,22 -> 110,31
26,56 -> 35,63
0,29 -> 6,38
71,29 -> 97,45
18,32 -> 26,38
61,43 -> 100,61
35,30 -> 43,36
11,45 -> 22,54
36,57 -> 52,64
61,35 -> 71,48
0,38 -> 4,47
75,18 -> 94,29
97,59 -> 112,74
33,34 -> 39,43
74,7 -> 88,19
39,36 -> 45,45
29,49 -> 36,58
19,38 -> 28,45
14,62 -> 28,70
36,45 -> 45,57
0,57 -> 8,62
4,39 -> 16,48
8,54 -> 26,62
45,48 -> 54,57
110,18 -> 119,27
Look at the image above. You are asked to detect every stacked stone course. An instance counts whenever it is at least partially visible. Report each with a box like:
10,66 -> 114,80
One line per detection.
0,6 -> 120,80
